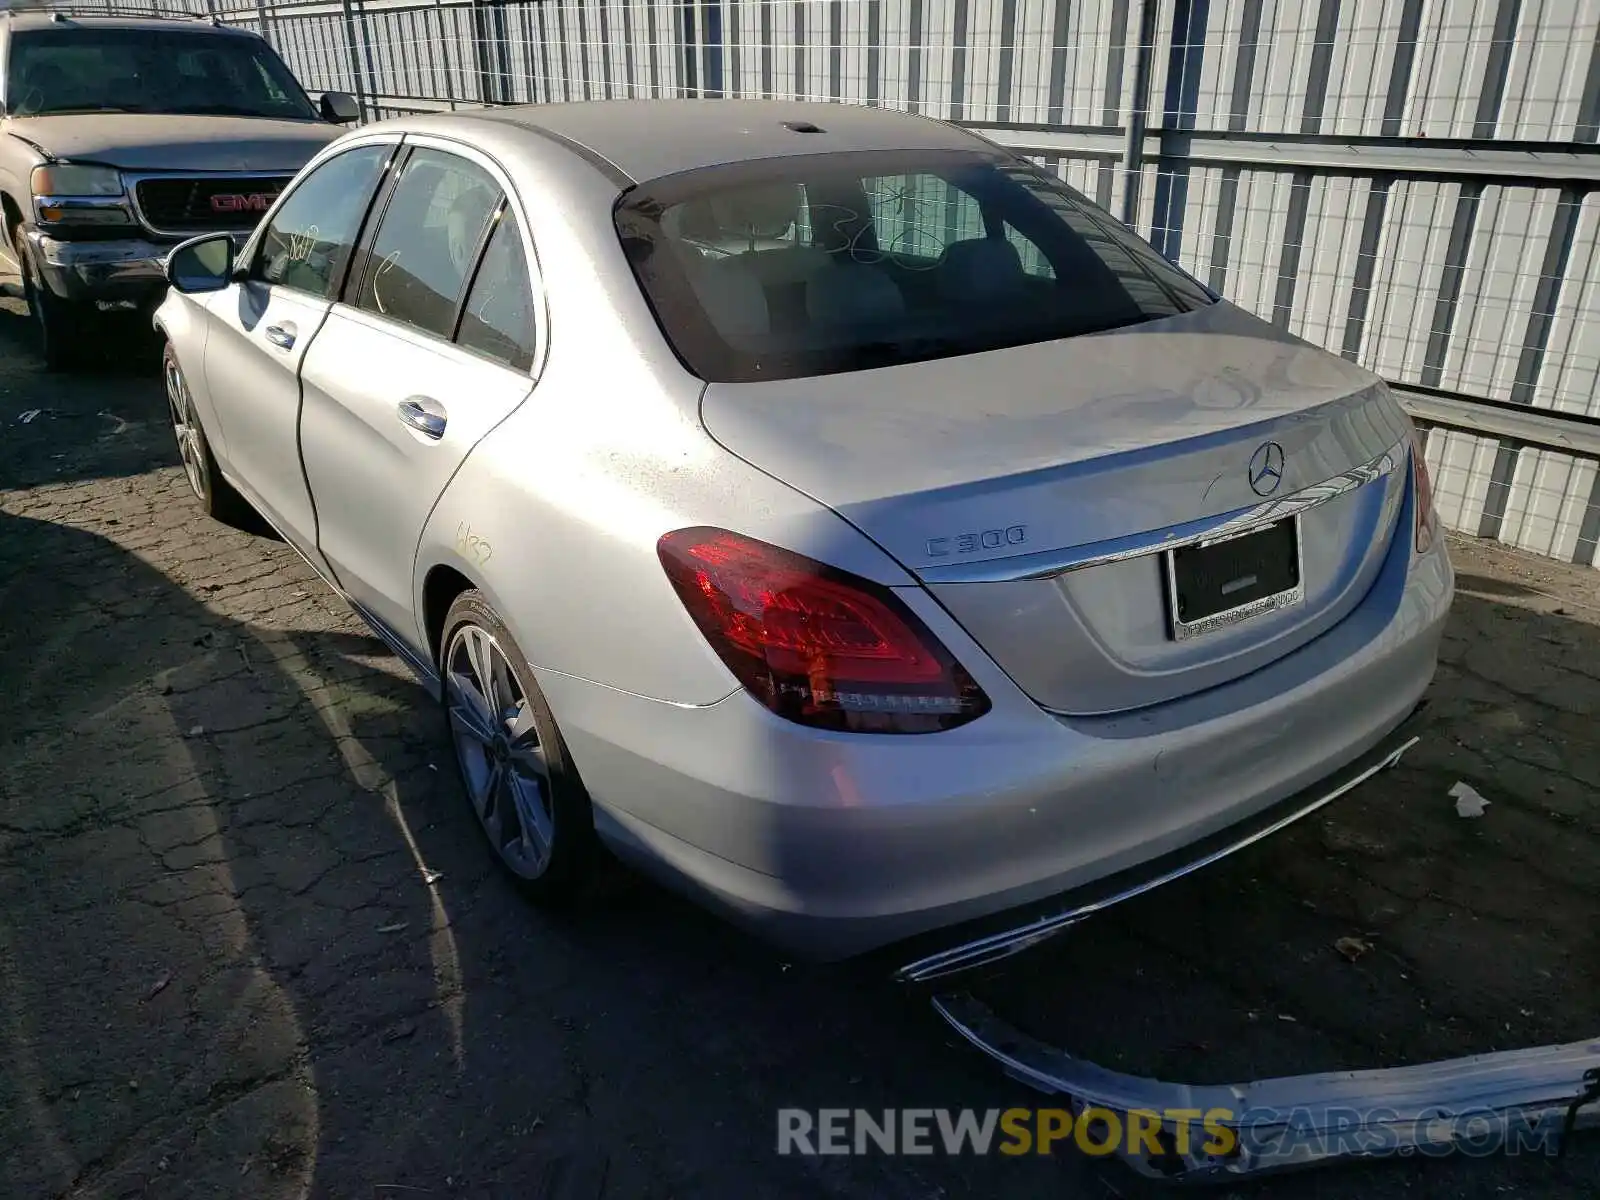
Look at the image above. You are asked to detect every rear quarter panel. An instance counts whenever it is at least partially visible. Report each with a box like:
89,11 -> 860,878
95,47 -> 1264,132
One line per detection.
413,130 -> 916,704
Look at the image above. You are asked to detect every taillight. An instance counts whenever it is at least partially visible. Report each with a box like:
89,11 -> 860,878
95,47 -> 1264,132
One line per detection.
1411,428 -> 1438,555
657,527 -> 991,733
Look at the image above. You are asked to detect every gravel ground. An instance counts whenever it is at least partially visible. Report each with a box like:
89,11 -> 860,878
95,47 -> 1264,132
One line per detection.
1,276 -> 1596,1200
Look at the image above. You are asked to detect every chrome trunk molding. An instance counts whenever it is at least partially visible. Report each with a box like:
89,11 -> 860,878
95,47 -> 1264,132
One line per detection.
917,446 -> 1401,586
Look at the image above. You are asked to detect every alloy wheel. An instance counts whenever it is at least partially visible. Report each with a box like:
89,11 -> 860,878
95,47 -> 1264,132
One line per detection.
164,357 -> 208,502
444,622 -> 555,878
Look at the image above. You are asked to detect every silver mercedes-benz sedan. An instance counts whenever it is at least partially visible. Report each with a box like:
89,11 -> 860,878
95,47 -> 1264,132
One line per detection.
154,99 -> 1453,974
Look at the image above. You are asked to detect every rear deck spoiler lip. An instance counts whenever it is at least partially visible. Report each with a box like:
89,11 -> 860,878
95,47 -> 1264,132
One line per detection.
931,990 -> 1600,1182
893,700 -> 1432,985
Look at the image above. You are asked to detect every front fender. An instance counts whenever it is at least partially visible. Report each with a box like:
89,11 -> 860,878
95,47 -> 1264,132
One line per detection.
155,291 -> 225,460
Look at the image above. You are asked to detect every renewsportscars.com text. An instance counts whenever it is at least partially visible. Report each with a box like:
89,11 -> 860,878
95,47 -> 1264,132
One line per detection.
777,1106 -> 1569,1160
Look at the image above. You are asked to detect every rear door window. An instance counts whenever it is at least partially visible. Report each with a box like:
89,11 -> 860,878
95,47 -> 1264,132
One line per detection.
455,207 -> 539,372
352,148 -> 500,340
616,149 -> 1213,384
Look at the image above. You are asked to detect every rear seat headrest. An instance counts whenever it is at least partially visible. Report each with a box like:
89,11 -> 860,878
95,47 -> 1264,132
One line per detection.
704,184 -> 805,241
939,237 -> 1027,303
685,256 -> 770,343
806,261 -> 906,330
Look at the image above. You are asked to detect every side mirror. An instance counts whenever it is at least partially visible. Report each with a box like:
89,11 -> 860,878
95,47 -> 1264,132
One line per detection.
166,233 -> 234,294
320,91 -> 360,124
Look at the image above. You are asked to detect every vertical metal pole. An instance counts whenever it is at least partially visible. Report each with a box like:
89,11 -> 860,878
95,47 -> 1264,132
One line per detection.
436,0 -> 459,111
681,2 -> 700,99
469,0 -> 495,105
340,0 -> 370,121
356,0 -> 381,113
1120,0 -> 1159,226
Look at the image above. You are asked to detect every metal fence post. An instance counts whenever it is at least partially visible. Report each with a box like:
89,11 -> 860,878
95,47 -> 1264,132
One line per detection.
339,0 -> 370,121
469,0 -> 496,105
355,0 -> 381,113
436,0 -> 459,110
1120,0 -> 1159,226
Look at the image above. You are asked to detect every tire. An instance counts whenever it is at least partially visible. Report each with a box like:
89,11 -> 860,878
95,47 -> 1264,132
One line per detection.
162,343 -> 256,528
13,222 -> 86,372
439,590 -> 599,902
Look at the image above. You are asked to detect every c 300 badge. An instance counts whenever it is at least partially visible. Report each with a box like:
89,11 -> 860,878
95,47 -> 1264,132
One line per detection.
927,525 -> 1027,557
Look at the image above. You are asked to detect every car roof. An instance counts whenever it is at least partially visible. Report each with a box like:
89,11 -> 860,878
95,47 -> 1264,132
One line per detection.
428,99 -> 990,185
4,12 -> 258,37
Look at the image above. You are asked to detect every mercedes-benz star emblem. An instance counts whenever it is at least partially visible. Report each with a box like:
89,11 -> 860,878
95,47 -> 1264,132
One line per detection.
1248,441 -> 1285,497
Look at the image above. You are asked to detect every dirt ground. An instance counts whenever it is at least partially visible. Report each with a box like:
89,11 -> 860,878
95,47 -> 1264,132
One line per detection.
1,275 -> 1597,1199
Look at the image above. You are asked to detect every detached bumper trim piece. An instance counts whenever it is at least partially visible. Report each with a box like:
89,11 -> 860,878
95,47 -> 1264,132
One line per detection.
894,702 -> 1430,984
933,991 -> 1600,1181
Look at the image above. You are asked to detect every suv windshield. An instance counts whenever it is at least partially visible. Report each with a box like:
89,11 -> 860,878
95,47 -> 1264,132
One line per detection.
5,27 -> 318,120
616,148 -> 1215,384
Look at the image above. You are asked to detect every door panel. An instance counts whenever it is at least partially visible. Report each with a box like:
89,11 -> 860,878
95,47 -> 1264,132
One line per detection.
199,139 -> 396,562
298,306 -> 533,642
203,281 -> 331,554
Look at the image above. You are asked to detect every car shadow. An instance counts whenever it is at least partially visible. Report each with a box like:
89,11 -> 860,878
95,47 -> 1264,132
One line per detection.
0,497 -> 1034,1198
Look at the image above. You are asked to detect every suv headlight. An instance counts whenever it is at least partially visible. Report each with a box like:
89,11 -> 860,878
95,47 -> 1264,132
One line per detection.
31,163 -> 126,197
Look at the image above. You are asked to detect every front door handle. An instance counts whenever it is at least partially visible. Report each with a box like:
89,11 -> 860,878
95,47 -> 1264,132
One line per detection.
265,323 -> 296,350
398,397 -> 447,440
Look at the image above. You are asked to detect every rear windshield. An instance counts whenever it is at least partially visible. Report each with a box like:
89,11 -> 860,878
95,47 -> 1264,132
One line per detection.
5,27 -> 318,120
615,148 -> 1214,384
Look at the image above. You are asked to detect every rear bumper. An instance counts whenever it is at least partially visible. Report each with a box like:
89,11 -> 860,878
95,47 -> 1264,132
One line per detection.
543,514 -> 1453,963
893,698 -> 1431,982
933,991 -> 1600,1181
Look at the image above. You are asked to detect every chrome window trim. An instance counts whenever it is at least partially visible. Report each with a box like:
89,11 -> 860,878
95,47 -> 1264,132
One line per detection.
917,445 -> 1401,586
323,296 -> 543,390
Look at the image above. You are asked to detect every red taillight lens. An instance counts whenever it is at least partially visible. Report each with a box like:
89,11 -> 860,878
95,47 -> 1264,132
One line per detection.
1411,428 -> 1438,555
657,527 -> 991,733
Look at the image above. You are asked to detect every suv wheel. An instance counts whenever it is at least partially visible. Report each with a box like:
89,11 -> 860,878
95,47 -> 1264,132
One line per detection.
12,224 -> 86,372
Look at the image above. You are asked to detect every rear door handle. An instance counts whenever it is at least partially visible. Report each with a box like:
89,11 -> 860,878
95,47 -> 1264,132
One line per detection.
265,323 -> 296,350
397,397 -> 447,440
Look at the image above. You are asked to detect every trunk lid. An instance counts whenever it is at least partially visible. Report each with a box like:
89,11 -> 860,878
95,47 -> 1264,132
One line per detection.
699,303 -> 1413,715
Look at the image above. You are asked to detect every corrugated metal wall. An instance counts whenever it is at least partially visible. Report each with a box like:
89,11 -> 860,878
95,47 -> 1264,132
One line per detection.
108,0 -> 1600,567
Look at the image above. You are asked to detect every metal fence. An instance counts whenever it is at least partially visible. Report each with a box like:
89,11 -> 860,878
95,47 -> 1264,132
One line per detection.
77,0 -> 1600,567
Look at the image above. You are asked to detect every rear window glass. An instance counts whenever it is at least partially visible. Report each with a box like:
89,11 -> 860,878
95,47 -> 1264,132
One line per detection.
614,149 -> 1213,384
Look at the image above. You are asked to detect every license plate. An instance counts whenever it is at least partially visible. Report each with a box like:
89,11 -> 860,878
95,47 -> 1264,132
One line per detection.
1163,517 -> 1303,640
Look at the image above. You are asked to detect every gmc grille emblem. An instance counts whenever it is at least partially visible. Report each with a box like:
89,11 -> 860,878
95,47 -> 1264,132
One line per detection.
210,192 -> 275,214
